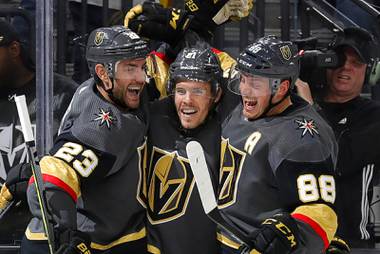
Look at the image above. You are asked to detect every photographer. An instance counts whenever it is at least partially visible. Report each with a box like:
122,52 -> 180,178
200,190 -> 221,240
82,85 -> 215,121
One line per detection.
297,27 -> 380,250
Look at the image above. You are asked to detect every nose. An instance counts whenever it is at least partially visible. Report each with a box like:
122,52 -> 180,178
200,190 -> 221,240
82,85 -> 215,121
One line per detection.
183,90 -> 193,102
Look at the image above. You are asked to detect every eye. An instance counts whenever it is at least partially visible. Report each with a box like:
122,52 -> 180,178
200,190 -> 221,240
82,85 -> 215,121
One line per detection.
175,88 -> 187,95
192,88 -> 207,96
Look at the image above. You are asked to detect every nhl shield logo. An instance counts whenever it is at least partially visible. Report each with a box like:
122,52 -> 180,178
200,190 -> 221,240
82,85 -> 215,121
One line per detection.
280,45 -> 292,60
94,32 -> 105,46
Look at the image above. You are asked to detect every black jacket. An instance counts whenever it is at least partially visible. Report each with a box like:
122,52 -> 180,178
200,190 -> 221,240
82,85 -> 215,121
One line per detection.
318,96 -> 380,248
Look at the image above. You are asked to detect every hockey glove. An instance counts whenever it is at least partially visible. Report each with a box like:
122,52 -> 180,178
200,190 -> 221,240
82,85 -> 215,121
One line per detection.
0,162 -> 32,210
326,237 -> 350,254
250,213 -> 300,254
124,1 -> 193,47
55,229 -> 92,254
185,0 -> 253,36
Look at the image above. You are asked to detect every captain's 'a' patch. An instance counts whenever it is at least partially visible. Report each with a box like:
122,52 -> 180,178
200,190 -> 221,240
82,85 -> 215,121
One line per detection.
295,118 -> 319,137
93,108 -> 117,129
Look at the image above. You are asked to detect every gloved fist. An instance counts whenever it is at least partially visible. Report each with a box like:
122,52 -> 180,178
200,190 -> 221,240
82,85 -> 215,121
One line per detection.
0,162 -> 33,209
326,237 -> 350,254
185,0 -> 253,35
250,213 -> 299,254
55,229 -> 92,254
124,1 -> 192,46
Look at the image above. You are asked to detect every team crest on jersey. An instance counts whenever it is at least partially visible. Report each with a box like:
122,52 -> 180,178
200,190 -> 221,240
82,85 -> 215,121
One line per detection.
218,138 -> 246,208
94,31 -> 105,46
280,45 -> 292,60
295,118 -> 319,137
147,147 -> 195,224
93,108 -> 116,129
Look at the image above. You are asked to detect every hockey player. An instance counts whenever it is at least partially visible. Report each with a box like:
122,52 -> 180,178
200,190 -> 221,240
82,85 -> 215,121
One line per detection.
21,26 -> 149,253
218,36 -> 338,254
142,47 -> 222,254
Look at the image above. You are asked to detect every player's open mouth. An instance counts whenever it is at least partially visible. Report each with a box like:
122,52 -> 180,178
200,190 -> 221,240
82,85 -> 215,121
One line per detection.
244,99 -> 257,111
181,108 -> 197,117
127,85 -> 142,95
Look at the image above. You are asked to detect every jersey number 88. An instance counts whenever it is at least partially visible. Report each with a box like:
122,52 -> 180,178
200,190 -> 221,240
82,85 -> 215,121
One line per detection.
297,174 -> 335,203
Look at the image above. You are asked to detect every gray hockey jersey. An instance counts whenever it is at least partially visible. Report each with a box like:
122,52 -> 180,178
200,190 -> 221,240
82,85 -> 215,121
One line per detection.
218,96 -> 338,254
26,79 -> 147,251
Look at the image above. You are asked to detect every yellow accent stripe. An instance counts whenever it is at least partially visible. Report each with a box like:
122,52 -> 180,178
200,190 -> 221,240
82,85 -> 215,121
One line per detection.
217,232 -> 240,249
148,244 -> 161,254
217,232 -> 261,254
25,227 -> 48,240
91,227 -> 146,250
292,204 -> 337,243
40,156 -> 81,199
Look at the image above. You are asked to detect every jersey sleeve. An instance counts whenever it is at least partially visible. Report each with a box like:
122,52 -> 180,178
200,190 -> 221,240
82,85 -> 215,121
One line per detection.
274,142 -> 337,251
27,134 -> 116,230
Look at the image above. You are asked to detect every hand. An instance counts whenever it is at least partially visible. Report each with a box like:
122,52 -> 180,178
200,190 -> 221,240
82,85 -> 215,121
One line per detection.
55,229 -> 92,254
250,213 -> 300,254
0,163 -> 33,209
124,1 -> 192,46
326,237 -> 350,254
295,79 -> 314,105
185,0 -> 253,34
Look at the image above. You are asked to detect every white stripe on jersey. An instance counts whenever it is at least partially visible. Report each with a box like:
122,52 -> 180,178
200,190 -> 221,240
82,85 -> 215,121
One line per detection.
360,164 -> 374,240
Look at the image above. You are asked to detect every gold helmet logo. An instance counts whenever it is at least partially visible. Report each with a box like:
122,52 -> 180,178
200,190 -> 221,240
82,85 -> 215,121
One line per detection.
94,31 -> 105,46
280,45 -> 292,60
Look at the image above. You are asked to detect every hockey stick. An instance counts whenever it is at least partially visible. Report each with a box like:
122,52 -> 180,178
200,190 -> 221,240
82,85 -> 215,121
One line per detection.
14,95 -> 56,254
186,141 -> 259,254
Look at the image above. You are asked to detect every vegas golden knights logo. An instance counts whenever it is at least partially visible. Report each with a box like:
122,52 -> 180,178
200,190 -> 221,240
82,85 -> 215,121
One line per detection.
218,138 -> 246,208
94,31 -> 105,46
147,147 -> 195,224
280,45 -> 292,60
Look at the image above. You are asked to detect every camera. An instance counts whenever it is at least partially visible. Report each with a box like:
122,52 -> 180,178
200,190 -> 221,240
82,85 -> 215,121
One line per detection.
294,37 -> 345,96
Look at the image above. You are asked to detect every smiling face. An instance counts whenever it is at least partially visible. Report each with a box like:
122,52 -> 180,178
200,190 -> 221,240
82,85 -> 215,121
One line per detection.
326,47 -> 367,102
111,58 -> 146,108
174,80 -> 215,129
239,73 -> 272,120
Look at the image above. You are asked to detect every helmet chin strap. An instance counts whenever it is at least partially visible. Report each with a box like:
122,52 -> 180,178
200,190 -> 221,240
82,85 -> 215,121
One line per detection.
260,79 -> 291,118
262,90 -> 290,117
104,77 -> 128,108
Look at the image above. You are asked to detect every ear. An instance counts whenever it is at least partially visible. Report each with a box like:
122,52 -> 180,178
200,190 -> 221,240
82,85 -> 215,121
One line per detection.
95,64 -> 112,90
276,79 -> 290,97
213,87 -> 222,103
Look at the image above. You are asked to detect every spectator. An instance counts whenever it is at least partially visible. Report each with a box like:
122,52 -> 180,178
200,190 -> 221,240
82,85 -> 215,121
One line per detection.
0,19 -> 77,246
298,27 -> 380,249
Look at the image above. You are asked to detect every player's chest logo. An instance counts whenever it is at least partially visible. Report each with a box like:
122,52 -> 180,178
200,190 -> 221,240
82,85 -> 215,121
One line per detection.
218,138 -> 246,208
295,118 -> 319,137
147,147 -> 195,224
93,108 -> 116,129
